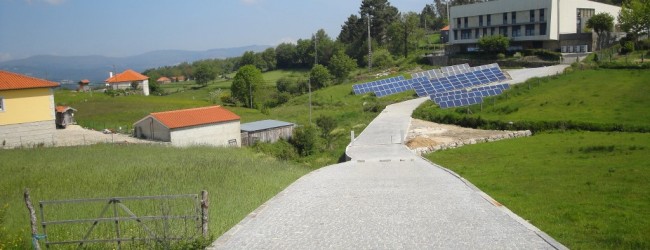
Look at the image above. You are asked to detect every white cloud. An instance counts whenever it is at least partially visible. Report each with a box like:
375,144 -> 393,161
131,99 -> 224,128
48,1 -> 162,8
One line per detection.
240,0 -> 258,5
0,53 -> 13,62
25,0 -> 66,5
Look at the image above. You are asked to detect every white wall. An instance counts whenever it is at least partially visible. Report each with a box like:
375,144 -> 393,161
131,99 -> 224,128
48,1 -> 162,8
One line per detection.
557,0 -> 621,35
170,120 -> 241,147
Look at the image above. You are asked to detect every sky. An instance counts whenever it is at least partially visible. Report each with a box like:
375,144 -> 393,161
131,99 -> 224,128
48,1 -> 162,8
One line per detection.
0,0 -> 432,62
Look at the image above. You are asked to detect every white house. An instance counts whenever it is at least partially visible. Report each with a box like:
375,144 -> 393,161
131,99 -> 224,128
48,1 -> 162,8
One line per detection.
448,0 -> 621,52
133,106 -> 241,147
105,69 -> 150,96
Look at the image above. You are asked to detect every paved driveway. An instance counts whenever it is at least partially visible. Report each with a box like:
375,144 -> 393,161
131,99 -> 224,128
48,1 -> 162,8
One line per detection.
209,67 -> 568,249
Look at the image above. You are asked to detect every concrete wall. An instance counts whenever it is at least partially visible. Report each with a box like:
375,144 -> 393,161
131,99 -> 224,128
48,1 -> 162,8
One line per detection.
170,120 -> 241,147
0,88 -> 55,126
557,0 -> 621,35
133,117 -> 171,142
0,120 -> 56,148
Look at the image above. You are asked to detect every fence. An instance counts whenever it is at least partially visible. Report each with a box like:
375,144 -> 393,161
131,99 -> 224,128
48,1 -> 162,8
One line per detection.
25,190 -> 209,249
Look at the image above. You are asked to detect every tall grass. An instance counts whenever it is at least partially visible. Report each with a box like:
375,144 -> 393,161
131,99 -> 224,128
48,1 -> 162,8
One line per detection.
0,144 -> 311,249
427,132 -> 650,249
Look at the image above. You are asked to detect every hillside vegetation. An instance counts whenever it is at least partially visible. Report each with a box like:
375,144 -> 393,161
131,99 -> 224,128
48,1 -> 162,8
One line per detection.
0,145 -> 311,249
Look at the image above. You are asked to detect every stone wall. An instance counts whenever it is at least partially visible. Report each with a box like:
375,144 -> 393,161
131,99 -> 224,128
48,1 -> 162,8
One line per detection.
411,130 -> 532,155
0,120 -> 56,148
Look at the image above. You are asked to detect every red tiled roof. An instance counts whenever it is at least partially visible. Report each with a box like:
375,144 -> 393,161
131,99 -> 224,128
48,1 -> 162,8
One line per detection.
150,106 -> 240,129
56,106 -> 76,113
441,25 -> 450,31
157,77 -> 171,82
105,69 -> 148,83
80,79 -> 90,84
0,70 -> 59,90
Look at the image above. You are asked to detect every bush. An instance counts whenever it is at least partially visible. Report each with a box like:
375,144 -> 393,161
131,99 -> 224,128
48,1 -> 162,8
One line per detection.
252,140 -> 298,161
478,35 -> 510,53
220,93 -> 238,106
621,41 -> 635,55
496,53 -> 506,60
290,126 -> 320,156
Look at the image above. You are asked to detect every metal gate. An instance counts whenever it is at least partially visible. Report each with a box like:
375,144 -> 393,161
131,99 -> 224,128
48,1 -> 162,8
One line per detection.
37,193 -> 207,249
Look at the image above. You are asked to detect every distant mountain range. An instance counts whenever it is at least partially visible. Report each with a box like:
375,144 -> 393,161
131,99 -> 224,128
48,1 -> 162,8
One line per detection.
0,45 -> 270,83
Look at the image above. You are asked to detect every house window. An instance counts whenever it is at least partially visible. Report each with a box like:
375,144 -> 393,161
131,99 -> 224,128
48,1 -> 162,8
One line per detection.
525,24 -> 535,36
511,12 -> 517,24
475,28 -> 480,39
540,9 -> 545,22
512,25 -> 521,37
487,15 -> 492,26
530,10 -> 535,23
499,26 -> 508,37
540,23 -> 547,35
461,29 -> 472,39
479,15 -> 484,27
503,13 -> 507,24
0,96 -> 4,111
464,17 -> 468,28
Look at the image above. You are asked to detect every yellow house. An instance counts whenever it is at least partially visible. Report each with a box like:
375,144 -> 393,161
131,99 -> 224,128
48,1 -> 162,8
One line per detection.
0,70 -> 59,148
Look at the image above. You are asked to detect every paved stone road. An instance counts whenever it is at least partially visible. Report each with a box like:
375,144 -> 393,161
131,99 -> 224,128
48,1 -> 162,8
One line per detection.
209,67 -> 569,249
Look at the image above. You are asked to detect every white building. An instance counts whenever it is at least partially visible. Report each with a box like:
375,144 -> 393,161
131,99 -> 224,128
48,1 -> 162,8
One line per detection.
105,69 -> 150,96
448,0 -> 621,53
133,106 -> 241,147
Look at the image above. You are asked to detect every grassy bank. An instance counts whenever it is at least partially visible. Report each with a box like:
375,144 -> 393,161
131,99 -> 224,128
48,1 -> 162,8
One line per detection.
427,132 -> 650,249
0,144 -> 311,249
414,69 -> 650,132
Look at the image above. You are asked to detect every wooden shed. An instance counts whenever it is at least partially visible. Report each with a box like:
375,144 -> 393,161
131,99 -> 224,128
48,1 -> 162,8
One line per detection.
240,120 -> 295,146
133,106 -> 241,147
55,106 -> 76,128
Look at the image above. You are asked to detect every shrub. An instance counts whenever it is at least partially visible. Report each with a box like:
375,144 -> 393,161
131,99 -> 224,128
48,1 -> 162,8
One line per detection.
478,35 -> 510,53
220,93 -> 238,106
290,126 -> 319,156
496,53 -> 506,60
252,140 -> 298,161
621,41 -> 635,55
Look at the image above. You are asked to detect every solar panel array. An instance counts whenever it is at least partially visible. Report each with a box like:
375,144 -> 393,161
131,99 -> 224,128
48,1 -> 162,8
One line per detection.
352,76 -> 405,95
352,63 -> 511,109
432,84 -> 510,109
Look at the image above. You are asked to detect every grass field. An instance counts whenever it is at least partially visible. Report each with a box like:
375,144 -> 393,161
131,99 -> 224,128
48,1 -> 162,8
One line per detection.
0,144 -> 311,249
415,69 -> 650,129
426,132 -> 650,249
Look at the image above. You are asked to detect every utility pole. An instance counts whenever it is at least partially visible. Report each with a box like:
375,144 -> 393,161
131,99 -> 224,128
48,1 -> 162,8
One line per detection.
314,33 -> 318,65
308,78 -> 312,124
367,13 -> 372,70
248,82 -> 253,108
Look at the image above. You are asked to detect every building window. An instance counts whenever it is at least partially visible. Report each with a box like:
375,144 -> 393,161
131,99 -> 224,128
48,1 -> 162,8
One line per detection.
475,28 -> 480,39
530,10 -> 535,23
457,18 -> 461,27
483,28 -> 488,37
479,15 -> 483,27
464,17 -> 468,28
512,26 -> 521,37
503,13 -> 507,24
499,26 -> 508,37
491,27 -> 496,35
525,24 -> 535,36
540,23 -> 547,35
540,9 -> 545,22
511,12 -> 517,24
487,15 -> 492,26
461,29 -> 471,39
454,30 -> 458,40
0,96 -> 4,111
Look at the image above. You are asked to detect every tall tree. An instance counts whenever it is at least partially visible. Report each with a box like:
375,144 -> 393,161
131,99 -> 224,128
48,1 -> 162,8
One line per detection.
388,12 -> 424,58
193,63 -> 216,87
618,0 -> 650,43
309,64 -> 333,90
328,51 -> 357,83
275,42 -> 297,69
260,47 -> 277,71
587,13 -> 615,50
231,65 -> 264,108
238,51 -> 259,69
359,0 -> 399,46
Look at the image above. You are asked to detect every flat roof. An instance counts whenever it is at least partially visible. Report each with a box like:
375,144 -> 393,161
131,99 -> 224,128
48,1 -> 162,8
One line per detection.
241,120 -> 295,132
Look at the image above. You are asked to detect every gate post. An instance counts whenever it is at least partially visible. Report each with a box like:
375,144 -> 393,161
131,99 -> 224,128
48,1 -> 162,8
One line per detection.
24,188 -> 42,250
200,190 -> 209,237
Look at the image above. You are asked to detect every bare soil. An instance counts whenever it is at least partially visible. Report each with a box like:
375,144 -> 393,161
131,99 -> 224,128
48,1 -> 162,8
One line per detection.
406,119 -> 521,150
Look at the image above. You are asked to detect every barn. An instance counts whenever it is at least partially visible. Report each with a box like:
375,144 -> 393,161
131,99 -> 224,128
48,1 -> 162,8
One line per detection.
133,106 -> 241,147
240,120 -> 295,146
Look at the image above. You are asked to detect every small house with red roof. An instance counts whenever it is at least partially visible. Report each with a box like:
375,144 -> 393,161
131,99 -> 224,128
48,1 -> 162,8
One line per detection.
105,69 -> 150,96
0,70 -> 59,148
156,77 -> 171,84
78,79 -> 91,92
55,106 -> 77,128
133,106 -> 241,147
440,25 -> 450,44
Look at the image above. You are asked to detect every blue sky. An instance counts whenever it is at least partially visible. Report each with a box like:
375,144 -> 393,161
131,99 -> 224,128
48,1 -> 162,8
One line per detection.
0,0 -> 430,62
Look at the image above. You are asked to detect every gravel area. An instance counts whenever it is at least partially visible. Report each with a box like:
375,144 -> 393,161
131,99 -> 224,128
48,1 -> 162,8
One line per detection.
54,125 -> 158,147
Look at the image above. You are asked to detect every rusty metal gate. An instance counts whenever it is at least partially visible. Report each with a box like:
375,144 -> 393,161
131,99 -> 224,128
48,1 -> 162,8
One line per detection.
37,193 -> 207,249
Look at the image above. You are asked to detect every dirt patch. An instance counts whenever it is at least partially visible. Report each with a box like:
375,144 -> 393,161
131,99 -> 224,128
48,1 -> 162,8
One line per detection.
54,125 -> 160,147
406,119 -> 531,154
